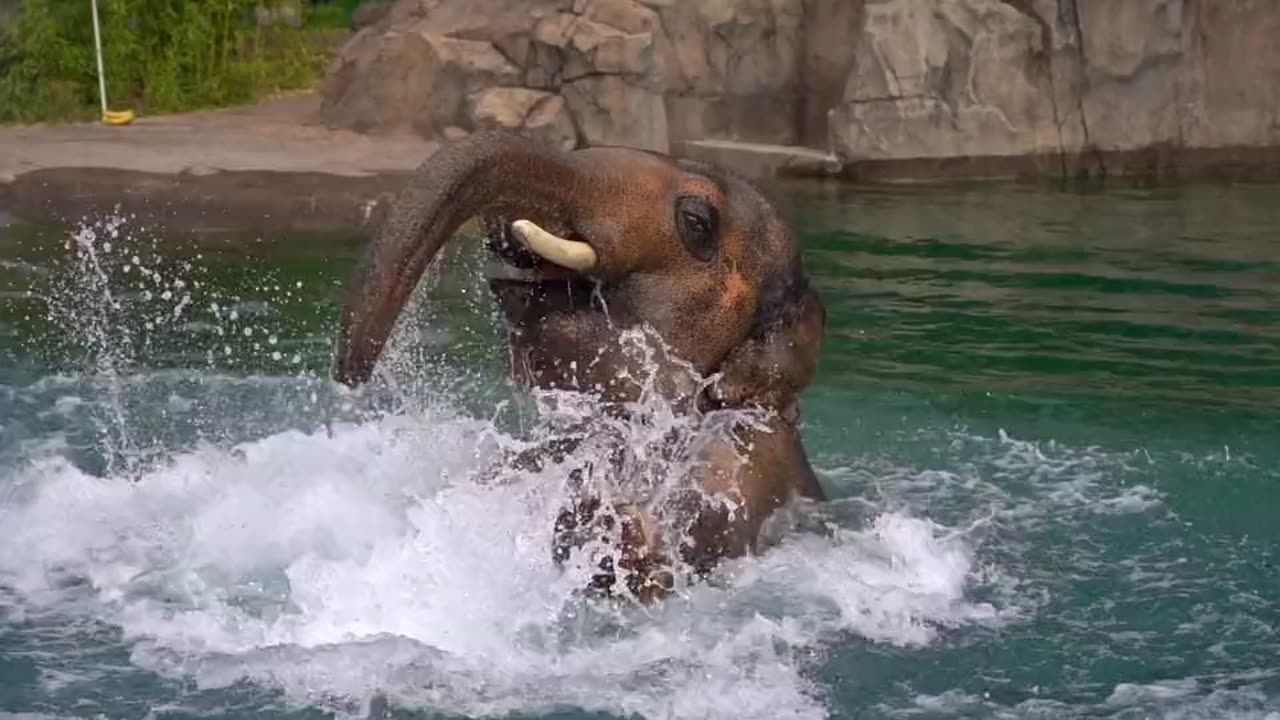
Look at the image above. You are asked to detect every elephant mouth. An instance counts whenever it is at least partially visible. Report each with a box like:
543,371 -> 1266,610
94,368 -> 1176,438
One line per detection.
483,218 -> 602,290
511,220 -> 598,273
482,218 -> 608,324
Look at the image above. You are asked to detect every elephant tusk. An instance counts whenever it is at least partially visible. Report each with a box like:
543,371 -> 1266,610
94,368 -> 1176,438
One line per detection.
511,219 -> 598,272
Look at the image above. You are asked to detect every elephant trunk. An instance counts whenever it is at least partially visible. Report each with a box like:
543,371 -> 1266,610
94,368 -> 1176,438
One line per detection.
333,132 -> 589,387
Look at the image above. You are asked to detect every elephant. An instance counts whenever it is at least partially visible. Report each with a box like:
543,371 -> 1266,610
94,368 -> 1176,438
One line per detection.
332,130 -> 826,603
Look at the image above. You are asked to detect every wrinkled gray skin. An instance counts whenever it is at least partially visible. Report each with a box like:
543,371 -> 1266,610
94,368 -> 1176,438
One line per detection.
333,131 -> 825,602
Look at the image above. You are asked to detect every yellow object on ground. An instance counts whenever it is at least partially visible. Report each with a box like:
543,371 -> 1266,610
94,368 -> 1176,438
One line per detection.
102,109 -> 135,126
91,0 -> 135,127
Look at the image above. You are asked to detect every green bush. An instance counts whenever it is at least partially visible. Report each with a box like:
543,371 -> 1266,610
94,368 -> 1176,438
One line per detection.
304,0 -> 363,29
0,0 -> 329,124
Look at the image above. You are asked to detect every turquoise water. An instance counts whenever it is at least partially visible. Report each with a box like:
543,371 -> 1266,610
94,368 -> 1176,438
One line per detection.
0,181 -> 1277,719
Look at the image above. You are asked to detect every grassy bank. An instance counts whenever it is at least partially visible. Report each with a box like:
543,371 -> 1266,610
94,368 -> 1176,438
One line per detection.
0,0 -> 352,124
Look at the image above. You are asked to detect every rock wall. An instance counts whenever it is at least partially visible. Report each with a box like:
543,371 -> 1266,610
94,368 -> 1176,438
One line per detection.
320,0 -> 1280,179
830,0 -> 1280,177
319,0 -> 857,153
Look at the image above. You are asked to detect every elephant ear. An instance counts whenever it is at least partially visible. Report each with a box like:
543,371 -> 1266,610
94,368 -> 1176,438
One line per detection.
709,265 -> 826,413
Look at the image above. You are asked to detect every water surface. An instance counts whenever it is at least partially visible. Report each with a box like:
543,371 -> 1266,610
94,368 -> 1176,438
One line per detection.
1,181 -> 1277,719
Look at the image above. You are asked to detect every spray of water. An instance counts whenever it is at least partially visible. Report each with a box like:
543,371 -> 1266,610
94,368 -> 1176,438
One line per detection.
0,216 -> 1009,719
45,215 -> 145,475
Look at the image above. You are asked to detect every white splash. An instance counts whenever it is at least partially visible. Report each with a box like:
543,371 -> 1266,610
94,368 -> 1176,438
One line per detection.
0,408 -> 1001,720
0,214 -> 1004,720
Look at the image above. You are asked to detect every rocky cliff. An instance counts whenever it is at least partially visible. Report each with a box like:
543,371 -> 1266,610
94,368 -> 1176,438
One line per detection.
320,0 -> 854,153
832,0 -> 1280,178
320,0 -> 1280,180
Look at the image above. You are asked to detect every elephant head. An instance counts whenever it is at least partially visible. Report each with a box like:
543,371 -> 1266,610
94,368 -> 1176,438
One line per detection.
333,131 -> 826,601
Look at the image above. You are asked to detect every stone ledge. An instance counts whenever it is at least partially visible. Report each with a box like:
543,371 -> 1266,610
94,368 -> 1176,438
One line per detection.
0,167 -> 412,232
0,94 -> 437,185
677,140 -> 841,181
836,146 -> 1280,184
5,124 -> 1280,235
0,93 -> 440,232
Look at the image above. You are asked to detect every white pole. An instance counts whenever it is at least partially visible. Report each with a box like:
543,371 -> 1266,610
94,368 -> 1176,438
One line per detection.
90,0 -> 108,115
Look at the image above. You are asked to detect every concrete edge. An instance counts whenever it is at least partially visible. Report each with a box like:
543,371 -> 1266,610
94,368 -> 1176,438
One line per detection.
674,140 -> 1280,187
0,167 -> 414,233
3,143 -> 1279,233
829,145 -> 1280,185
677,140 -> 842,182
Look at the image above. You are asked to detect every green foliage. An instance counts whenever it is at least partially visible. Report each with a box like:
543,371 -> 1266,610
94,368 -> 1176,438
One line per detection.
304,0 -> 363,29
0,0 -> 330,124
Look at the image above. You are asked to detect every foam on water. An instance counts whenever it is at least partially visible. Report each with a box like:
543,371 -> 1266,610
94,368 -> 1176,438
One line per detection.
0,215 -> 1007,719
894,670 -> 1280,720
0,403 -> 1005,719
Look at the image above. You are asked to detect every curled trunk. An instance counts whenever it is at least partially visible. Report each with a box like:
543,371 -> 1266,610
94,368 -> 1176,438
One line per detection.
333,132 -> 590,386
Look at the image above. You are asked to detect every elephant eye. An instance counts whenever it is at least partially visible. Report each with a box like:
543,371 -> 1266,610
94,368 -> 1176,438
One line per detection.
675,195 -> 719,262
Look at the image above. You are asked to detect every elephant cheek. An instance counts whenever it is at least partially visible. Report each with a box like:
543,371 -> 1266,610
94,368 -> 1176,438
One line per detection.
665,272 -> 756,373
721,270 -> 750,312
